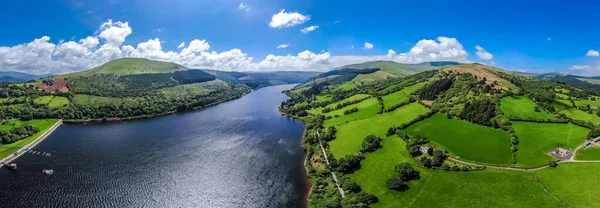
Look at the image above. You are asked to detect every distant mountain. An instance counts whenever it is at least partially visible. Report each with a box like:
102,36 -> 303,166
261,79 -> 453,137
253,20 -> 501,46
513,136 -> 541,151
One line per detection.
54,58 -> 188,79
510,71 -> 539,77
205,70 -> 321,89
534,73 -> 600,93
0,71 -> 52,83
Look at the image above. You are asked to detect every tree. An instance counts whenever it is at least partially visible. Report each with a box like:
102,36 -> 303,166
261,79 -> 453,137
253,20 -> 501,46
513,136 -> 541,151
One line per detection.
432,149 -> 447,167
361,135 -> 381,152
549,161 -> 558,168
386,178 -> 408,192
406,142 -> 422,157
395,162 -> 420,181
534,106 -> 541,112
341,177 -> 361,193
419,157 -> 432,168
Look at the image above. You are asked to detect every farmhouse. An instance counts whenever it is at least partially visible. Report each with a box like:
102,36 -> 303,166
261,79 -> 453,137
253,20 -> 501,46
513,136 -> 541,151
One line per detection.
584,141 -> 592,147
420,146 -> 433,155
593,137 -> 600,143
554,148 -> 569,156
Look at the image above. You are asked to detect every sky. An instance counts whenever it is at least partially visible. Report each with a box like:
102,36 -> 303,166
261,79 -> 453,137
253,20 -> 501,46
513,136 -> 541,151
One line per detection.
1,0 -> 600,75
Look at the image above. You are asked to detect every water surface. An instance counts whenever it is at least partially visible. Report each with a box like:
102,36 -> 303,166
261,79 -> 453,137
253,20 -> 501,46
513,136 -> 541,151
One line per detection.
0,84 -> 307,208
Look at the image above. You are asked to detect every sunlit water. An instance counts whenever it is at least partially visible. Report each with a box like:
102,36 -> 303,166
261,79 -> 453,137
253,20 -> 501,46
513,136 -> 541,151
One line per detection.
0,84 -> 308,207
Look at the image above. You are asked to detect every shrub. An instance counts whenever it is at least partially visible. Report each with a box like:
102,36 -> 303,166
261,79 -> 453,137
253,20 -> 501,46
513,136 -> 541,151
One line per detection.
386,178 -> 408,192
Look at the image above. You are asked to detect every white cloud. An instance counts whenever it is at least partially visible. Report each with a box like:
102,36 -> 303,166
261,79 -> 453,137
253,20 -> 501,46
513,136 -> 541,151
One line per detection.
0,19 -> 470,75
300,25 -> 319,34
364,42 -> 373,49
268,9 -> 310,28
387,49 -> 397,58
238,3 -> 250,11
570,65 -> 592,70
587,50 -> 599,57
276,44 -> 289,49
177,42 -> 185,49
475,45 -> 493,60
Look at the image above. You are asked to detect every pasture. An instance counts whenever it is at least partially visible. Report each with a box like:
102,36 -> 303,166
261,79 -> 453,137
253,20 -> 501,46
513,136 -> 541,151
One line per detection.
322,98 -> 380,126
328,102 -> 429,158
559,108 -> 600,125
349,136 -> 561,208
535,163 -> 600,208
500,96 -> 554,119
403,113 -> 513,165
382,82 -> 427,108
575,147 -> 600,160
512,122 -> 589,167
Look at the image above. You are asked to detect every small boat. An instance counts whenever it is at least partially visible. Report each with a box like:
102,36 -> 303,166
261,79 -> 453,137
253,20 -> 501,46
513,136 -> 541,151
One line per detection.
2,162 -> 17,170
42,169 -> 54,175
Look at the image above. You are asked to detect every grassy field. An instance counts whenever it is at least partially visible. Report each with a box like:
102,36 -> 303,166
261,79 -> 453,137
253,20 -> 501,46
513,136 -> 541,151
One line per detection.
512,122 -> 589,167
553,99 -> 572,112
349,136 -> 562,208
575,147 -> 600,160
308,94 -> 371,115
500,96 -> 554,119
48,96 -> 70,108
535,163 -> 600,207
573,96 -> 600,107
329,102 -> 429,158
333,82 -> 356,92
323,98 -> 380,126
0,119 -> 59,159
403,113 -> 512,165
352,70 -> 397,84
33,96 -> 54,105
382,82 -> 427,108
559,108 -> 600,125
54,58 -> 187,78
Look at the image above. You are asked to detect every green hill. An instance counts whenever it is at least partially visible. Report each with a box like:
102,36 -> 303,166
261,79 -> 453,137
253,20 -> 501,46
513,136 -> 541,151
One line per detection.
280,62 -> 600,208
535,73 -> 600,93
54,58 -> 188,79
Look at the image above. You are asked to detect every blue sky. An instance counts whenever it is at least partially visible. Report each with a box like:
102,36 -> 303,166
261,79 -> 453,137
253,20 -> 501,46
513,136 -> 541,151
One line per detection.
1,0 -> 600,75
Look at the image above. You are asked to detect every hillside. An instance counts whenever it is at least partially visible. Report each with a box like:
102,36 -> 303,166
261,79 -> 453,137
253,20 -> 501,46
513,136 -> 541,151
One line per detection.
289,61 -> 458,97
536,73 -> 600,93
280,63 -> 600,207
0,58 -> 318,123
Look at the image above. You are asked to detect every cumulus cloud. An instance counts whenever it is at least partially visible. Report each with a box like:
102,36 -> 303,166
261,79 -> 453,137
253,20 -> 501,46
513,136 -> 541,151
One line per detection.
364,42 -> 373,49
276,44 -> 289,49
0,19 -> 471,75
238,3 -> 250,11
269,9 -> 309,28
300,25 -> 319,34
587,50 -> 599,57
570,65 -> 592,70
475,45 -> 493,61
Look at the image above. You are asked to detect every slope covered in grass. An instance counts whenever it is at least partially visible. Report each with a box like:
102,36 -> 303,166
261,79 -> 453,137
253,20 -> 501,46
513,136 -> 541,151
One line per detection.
500,96 -> 554,119
403,113 -> 512,165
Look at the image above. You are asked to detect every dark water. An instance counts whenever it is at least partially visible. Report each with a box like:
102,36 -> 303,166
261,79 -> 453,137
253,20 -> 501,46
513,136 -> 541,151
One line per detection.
0,84 -> 308,208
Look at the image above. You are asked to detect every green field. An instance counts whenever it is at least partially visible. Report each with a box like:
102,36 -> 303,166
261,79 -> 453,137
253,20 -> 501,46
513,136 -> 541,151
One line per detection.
382,82 -> 427,108
329,102 -> 430,158
0,119 -> 59,159
323,98 -> 380,126
48,96 -> 70,108
535,163 -> 600,207
559,108 -> 600,125
349,136 -> 562,208
573,96 -> 600,107
552,99 -> 572,112
512,122 -> 589,167
54,58 -> 187,78
575,147 -> 600,160
403,113 -> 512,165
307,94 -> 371,115
33,96 -> 54,105
333,82 -> 356,92
500,96 -> 554,119
353,70 -> 396,84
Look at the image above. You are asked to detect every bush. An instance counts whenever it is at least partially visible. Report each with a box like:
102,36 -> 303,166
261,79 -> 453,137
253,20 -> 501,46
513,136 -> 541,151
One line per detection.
549,161 -> 558,168
395,162 -> 420,181
340,177 -> 361,193
386,178 -> 408,192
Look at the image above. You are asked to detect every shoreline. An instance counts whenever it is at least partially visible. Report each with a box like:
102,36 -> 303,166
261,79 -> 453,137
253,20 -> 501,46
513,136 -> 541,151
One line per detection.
0,119 -> 63,166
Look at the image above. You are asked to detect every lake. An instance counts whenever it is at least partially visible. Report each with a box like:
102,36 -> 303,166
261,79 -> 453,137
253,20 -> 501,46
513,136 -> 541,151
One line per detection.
0,84 -> 308,207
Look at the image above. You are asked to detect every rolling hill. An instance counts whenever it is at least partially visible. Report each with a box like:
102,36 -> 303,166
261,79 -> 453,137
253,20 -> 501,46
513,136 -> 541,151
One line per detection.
280,62 -> 600,207
0,71 -> 52,83
535,72 -> 600,93
0,58 -> 318,123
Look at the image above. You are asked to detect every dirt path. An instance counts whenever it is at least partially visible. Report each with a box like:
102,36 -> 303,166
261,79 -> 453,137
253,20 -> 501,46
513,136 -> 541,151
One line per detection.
316,131 -> 345,198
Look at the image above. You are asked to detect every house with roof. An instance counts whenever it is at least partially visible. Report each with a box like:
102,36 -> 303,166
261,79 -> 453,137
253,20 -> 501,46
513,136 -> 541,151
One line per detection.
584,141 -> 592,147
593,137 -> 600,143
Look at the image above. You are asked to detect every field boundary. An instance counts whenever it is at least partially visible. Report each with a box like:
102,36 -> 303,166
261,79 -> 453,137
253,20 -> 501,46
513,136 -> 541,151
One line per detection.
0,119 -> 63,165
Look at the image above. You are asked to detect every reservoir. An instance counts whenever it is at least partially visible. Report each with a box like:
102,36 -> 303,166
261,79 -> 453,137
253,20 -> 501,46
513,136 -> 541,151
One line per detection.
0,84 -> 308,207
